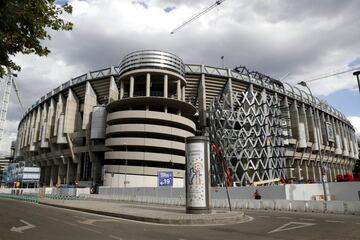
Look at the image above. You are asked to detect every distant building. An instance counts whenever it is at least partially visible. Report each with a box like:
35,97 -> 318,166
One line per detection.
14,50 -> 358,187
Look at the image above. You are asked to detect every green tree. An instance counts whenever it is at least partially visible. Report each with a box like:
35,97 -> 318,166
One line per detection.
0,0 -> 73,77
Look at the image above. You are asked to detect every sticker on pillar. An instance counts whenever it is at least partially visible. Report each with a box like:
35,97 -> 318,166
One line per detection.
187,142 -> 206,208
158,171 -> 173,187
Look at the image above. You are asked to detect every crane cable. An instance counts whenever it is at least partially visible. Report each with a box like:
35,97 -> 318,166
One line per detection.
302,66 -> 360,83
170,0 -> 226,34
11,78 -> 25,114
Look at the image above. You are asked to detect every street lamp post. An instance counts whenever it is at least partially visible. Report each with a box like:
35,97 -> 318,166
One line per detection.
297,81 -> 328,201
354,71 -> 360,93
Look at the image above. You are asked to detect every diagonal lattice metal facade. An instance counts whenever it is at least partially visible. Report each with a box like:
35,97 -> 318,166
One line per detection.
209,84 -> 287,186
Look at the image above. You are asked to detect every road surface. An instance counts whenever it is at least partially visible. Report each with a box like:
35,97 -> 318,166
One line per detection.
0,198 -> 359,240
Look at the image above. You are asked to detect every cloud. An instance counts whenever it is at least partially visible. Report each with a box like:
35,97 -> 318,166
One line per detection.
2,0 -> 360,153
348,116 -> 360,133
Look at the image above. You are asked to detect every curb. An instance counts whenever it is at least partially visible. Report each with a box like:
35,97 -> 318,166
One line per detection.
39,201 -> 249,225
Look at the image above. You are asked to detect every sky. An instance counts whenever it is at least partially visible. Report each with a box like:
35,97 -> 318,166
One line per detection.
1,0 -> 360,155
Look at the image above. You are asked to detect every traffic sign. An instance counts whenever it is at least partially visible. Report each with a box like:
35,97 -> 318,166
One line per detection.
158,171 -> 173,187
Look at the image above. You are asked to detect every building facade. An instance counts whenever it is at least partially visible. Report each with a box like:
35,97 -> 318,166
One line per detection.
14,50 -> 358,187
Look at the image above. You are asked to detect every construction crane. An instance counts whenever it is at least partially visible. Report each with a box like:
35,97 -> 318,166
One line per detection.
170,0 -> 226,34
0,69 -> 24,143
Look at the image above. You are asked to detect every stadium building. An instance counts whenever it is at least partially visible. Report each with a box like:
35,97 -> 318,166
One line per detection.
14,50 -> 358,187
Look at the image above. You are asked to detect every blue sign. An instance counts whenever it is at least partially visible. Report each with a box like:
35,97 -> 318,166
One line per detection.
158,171 -> 173,187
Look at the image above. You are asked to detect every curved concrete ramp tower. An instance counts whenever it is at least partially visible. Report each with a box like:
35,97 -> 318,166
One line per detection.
105,50 -> 196,187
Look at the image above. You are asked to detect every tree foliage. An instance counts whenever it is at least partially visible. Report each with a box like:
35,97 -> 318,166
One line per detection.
0,0 -> 73,77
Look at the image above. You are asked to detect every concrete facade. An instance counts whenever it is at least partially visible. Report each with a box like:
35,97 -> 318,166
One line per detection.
14,50 -> 358,187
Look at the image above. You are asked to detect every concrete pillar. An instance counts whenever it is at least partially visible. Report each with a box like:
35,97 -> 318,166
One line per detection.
308,163 -> 315,182
50,165 -> 58,187
182,85 -> 185,101
82,82 -> 97,130
129,76 -> 134,98
318,166 -> 322,182
44,166 -> 51,186
177,80 -> 181,100
91,155 -> 102,184
58,163 -> 66,185
304,163 -> 309,182
163,75 -> 168,98
46,99 -> 55,140
108,76 -> 119,103
333,165 -> 337,180
164,75 -> 168,113
54,94 -> 65,137
40,166 -> 46,186
297,160 -> 303,181
76,161 -> 82,181
66,159 -> 76,184
64,89 -> 79,134
120,79 -> 124,99
146,73 -> 151,97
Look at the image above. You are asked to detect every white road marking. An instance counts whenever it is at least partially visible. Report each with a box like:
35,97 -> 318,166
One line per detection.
325,220 -> 344,223
10,220 -> 36,234
277,216 -> 292,220
299,218 -> 315,221
109,235 -> 123,240
80,226 -> 102,234
356,223 -> 360,225
47,216 -> 59,221
269,222 -> 317,234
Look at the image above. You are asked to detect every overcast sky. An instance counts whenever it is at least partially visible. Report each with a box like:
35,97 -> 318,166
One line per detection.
1,0 -> 360,155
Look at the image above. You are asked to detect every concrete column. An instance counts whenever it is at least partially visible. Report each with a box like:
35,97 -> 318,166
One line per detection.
40,166 -> 46,186
66,159 -> 76,184
297,160 -> 303,181
129,76 -> 134,98
304,163 -> 309,182
287,159 -> 294,179
45,99 -> 55,140
120,79 -> 124,99
146,73 -> 151,97
76,161 -> 82,181
64,89 -> 79,133
333,165 -> 337,179
82,82 -> 97,130
308,163 -> 315,182
108,76 -> 119,103
163,75 -> 168,98
58,163 -> 66,185
44,166 -> 51,186
177,80 -> 181,100
54,94 -> 65,137
182,85 -> 185,101
50,165 -> 58,187
164,75 -> 168,113
91,155 -> 102,184
318,166 -> 322,182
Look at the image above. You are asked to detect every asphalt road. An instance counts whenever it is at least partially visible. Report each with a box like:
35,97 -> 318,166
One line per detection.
1,198 -> 359,240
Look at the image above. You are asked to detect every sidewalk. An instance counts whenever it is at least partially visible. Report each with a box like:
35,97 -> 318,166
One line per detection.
39,198 -> 251,225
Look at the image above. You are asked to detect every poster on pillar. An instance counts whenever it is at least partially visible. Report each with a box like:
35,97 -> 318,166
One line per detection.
186,142 -> 206,208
